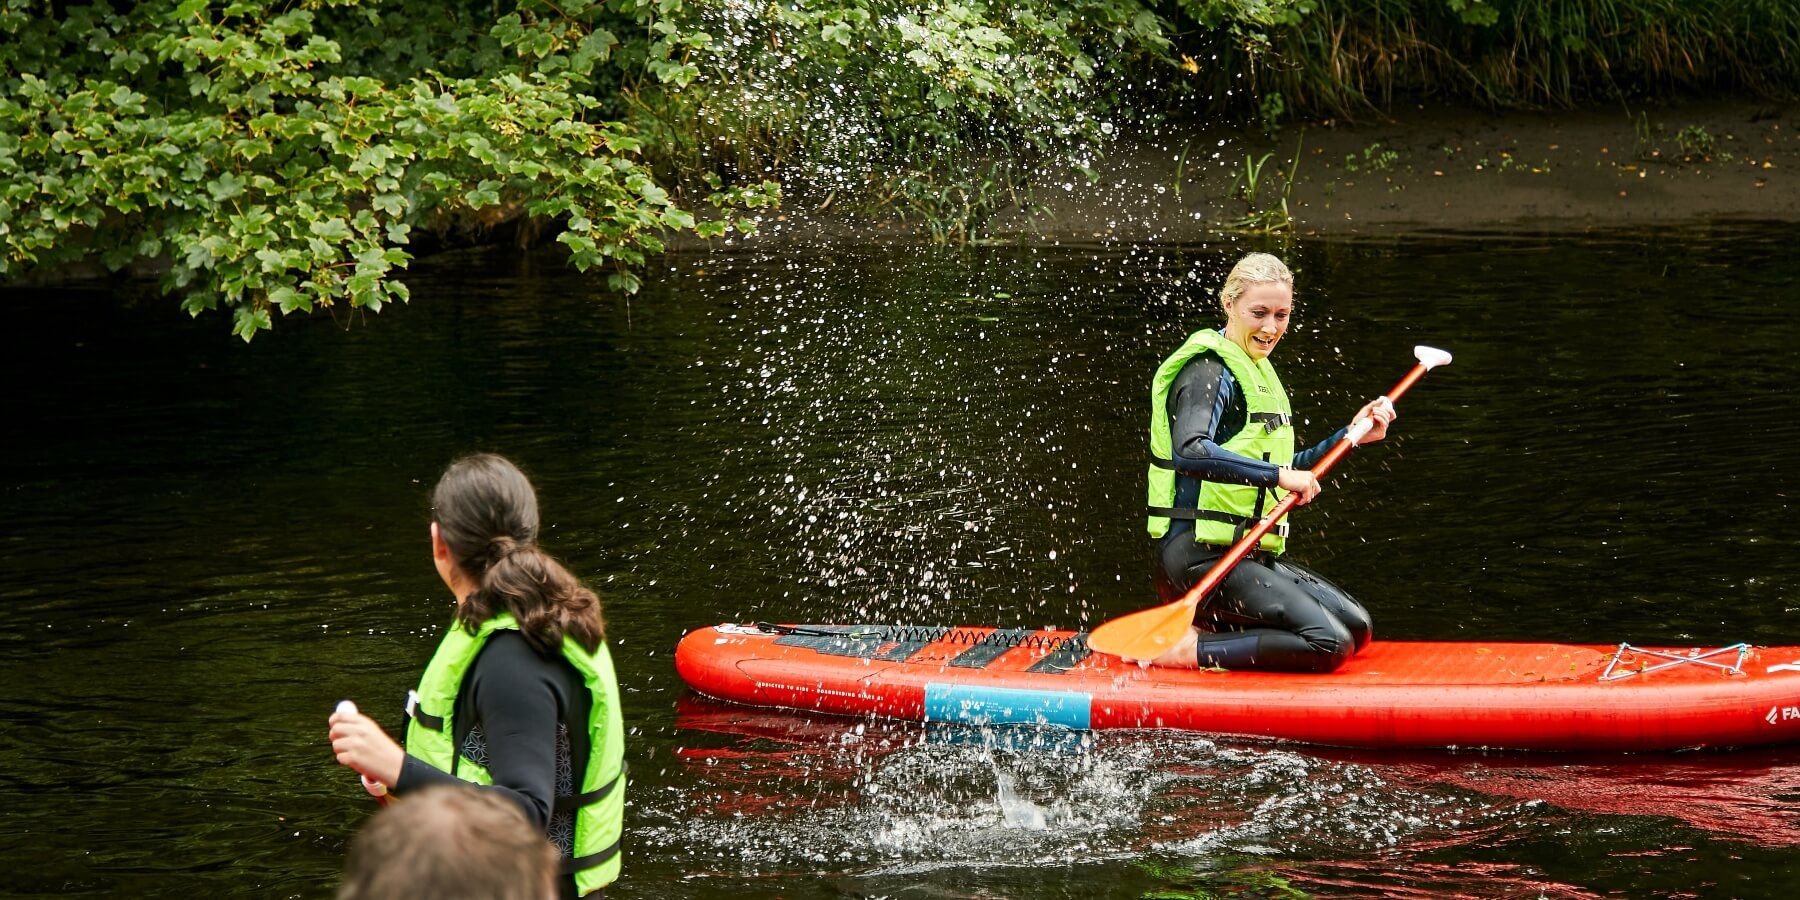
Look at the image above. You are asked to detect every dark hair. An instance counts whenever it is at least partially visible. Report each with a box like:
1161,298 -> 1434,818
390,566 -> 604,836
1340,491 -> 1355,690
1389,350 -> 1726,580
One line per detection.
338,785 -> 557,900
432,453 -> 604,654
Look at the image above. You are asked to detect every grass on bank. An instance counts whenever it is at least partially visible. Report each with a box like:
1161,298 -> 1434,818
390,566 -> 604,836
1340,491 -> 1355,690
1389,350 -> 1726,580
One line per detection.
1170,0 -> 1800,122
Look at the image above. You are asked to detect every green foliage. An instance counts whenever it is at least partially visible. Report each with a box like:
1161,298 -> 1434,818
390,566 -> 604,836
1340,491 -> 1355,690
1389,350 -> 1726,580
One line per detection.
1179,0 -> 1317,30
0,0 -> 775,339
1445,0 -> 1501,26
1235,151 -> 1277,205
1258,91 -> 1286,132
7,0 -> 1800,338
1676,124 -> 1728,162
1225,129 -> 1304,232
1171,139 -> 1192,200
1342,142 -> 1399,172
1632,115 -> 1735,164
629,0 -> 1171,242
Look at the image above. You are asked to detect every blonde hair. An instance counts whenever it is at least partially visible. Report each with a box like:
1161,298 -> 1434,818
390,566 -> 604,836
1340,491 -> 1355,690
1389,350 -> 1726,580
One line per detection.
1218,252 -> 1293,311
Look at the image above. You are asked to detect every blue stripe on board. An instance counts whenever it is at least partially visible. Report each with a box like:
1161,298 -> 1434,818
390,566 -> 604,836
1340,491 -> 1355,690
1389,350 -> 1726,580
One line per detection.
923,683 -> 1092,729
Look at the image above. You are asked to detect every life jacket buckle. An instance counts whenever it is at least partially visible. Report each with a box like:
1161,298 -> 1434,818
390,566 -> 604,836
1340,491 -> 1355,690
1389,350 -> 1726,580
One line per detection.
405,689 -> 420,720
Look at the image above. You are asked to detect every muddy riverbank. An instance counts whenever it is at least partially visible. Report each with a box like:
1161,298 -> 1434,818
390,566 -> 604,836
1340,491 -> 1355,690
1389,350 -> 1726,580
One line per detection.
986,100 -> 1800,240
731,99 -> 1800,249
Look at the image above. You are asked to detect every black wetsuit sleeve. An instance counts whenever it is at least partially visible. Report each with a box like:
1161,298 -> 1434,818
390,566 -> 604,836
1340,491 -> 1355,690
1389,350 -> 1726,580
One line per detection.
1167,353 -> 1282,488
1293,426 -> 1349,470
395,747 -> 459,793
391,633 -> 564,829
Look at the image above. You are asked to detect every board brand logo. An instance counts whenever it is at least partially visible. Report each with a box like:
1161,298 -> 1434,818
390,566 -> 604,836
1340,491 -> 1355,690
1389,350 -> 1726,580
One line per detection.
1767,705 -> 1800,725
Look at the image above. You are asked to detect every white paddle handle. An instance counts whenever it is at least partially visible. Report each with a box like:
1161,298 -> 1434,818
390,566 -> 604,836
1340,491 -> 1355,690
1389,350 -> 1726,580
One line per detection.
1414,345 -> 1453,370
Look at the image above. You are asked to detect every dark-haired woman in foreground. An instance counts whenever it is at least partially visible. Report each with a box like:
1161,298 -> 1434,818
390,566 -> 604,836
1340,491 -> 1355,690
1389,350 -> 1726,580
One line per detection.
329,454 -> 624,898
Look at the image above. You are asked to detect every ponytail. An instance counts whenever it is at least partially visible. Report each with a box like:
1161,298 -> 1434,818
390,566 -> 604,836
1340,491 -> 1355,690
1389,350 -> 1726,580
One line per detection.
431,454 -> 604,654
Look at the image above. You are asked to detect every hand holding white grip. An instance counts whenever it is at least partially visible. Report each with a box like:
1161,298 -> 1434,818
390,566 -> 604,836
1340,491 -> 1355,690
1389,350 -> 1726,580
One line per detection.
335,700 -> 390,798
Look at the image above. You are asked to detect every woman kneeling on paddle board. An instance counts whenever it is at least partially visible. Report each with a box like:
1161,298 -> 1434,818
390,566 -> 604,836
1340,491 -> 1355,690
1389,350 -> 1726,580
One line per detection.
1146,253 -> 1391,673
327,454 -> 625,897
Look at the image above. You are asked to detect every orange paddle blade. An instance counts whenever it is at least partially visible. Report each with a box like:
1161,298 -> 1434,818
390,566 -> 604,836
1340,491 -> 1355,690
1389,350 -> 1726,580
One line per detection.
1086,598 -> 1197,662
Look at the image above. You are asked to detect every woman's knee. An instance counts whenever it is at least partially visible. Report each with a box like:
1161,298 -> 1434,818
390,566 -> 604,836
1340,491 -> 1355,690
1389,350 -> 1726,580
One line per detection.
1275,558 -> 1373,650
1323,598 -> 1372,650
1342,608 -> 1373,650
1298,616 -> 1355,669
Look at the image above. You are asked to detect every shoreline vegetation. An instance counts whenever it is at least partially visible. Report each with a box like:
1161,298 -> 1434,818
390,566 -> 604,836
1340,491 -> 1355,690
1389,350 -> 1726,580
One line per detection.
4,1 -> 1798,338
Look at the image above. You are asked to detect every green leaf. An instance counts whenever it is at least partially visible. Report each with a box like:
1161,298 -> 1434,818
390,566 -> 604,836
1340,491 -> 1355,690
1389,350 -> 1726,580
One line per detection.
208,172 -> 246,202
232,305 -> 272,342
583,29 -> 618,59
270,285 -> 311,314
606,270 -> 641,294
372,193 -> 406,215
464,179 -> 502,208
310,218 -> 352,240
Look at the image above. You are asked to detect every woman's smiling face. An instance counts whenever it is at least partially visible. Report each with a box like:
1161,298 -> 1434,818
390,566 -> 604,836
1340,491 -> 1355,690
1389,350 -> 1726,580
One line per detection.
1223,280 -> 1293,360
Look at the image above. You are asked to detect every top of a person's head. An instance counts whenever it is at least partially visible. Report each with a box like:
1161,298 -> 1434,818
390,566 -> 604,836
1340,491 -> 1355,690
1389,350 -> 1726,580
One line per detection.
1218,252 -> 1293,309
432,453 -> 605,654
338,785 -> 557,900
431,452 -> 540,572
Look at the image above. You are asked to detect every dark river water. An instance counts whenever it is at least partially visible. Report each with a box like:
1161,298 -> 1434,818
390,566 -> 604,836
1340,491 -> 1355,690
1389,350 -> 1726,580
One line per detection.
4,228 -> 1799,897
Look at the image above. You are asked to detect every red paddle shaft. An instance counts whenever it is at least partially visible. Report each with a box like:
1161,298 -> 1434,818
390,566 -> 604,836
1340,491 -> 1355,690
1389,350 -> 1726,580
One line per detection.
1180,346 -> 1451,613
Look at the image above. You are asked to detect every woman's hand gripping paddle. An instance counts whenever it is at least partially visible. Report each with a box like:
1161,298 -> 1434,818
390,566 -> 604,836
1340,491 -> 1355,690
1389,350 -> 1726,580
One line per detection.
1087,346 -> 1453,663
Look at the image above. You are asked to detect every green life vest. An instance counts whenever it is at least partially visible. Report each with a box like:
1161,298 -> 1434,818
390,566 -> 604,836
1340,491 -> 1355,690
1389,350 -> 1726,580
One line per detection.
404,613 -> 626,896
1147,329 -> 1296,553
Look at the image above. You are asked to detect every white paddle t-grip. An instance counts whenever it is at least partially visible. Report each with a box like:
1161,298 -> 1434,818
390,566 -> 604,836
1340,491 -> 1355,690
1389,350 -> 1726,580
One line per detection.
1347,346 -> 1452,445
1414,345 -> 1453,370
335,700 -> 390,799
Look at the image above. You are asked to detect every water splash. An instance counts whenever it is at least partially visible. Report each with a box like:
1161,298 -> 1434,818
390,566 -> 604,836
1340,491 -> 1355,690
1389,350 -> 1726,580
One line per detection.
642,714 -> 1527,884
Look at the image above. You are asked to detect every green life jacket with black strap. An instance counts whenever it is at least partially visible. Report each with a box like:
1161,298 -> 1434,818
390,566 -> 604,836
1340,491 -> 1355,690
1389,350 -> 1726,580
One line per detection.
404,612 -> 626,896
1147,328 -> 1296,553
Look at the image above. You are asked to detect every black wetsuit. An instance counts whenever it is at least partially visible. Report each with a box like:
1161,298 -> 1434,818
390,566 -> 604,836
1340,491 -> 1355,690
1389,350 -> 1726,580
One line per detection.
394,630 -> 593,899
1157,351 -> 1373,673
